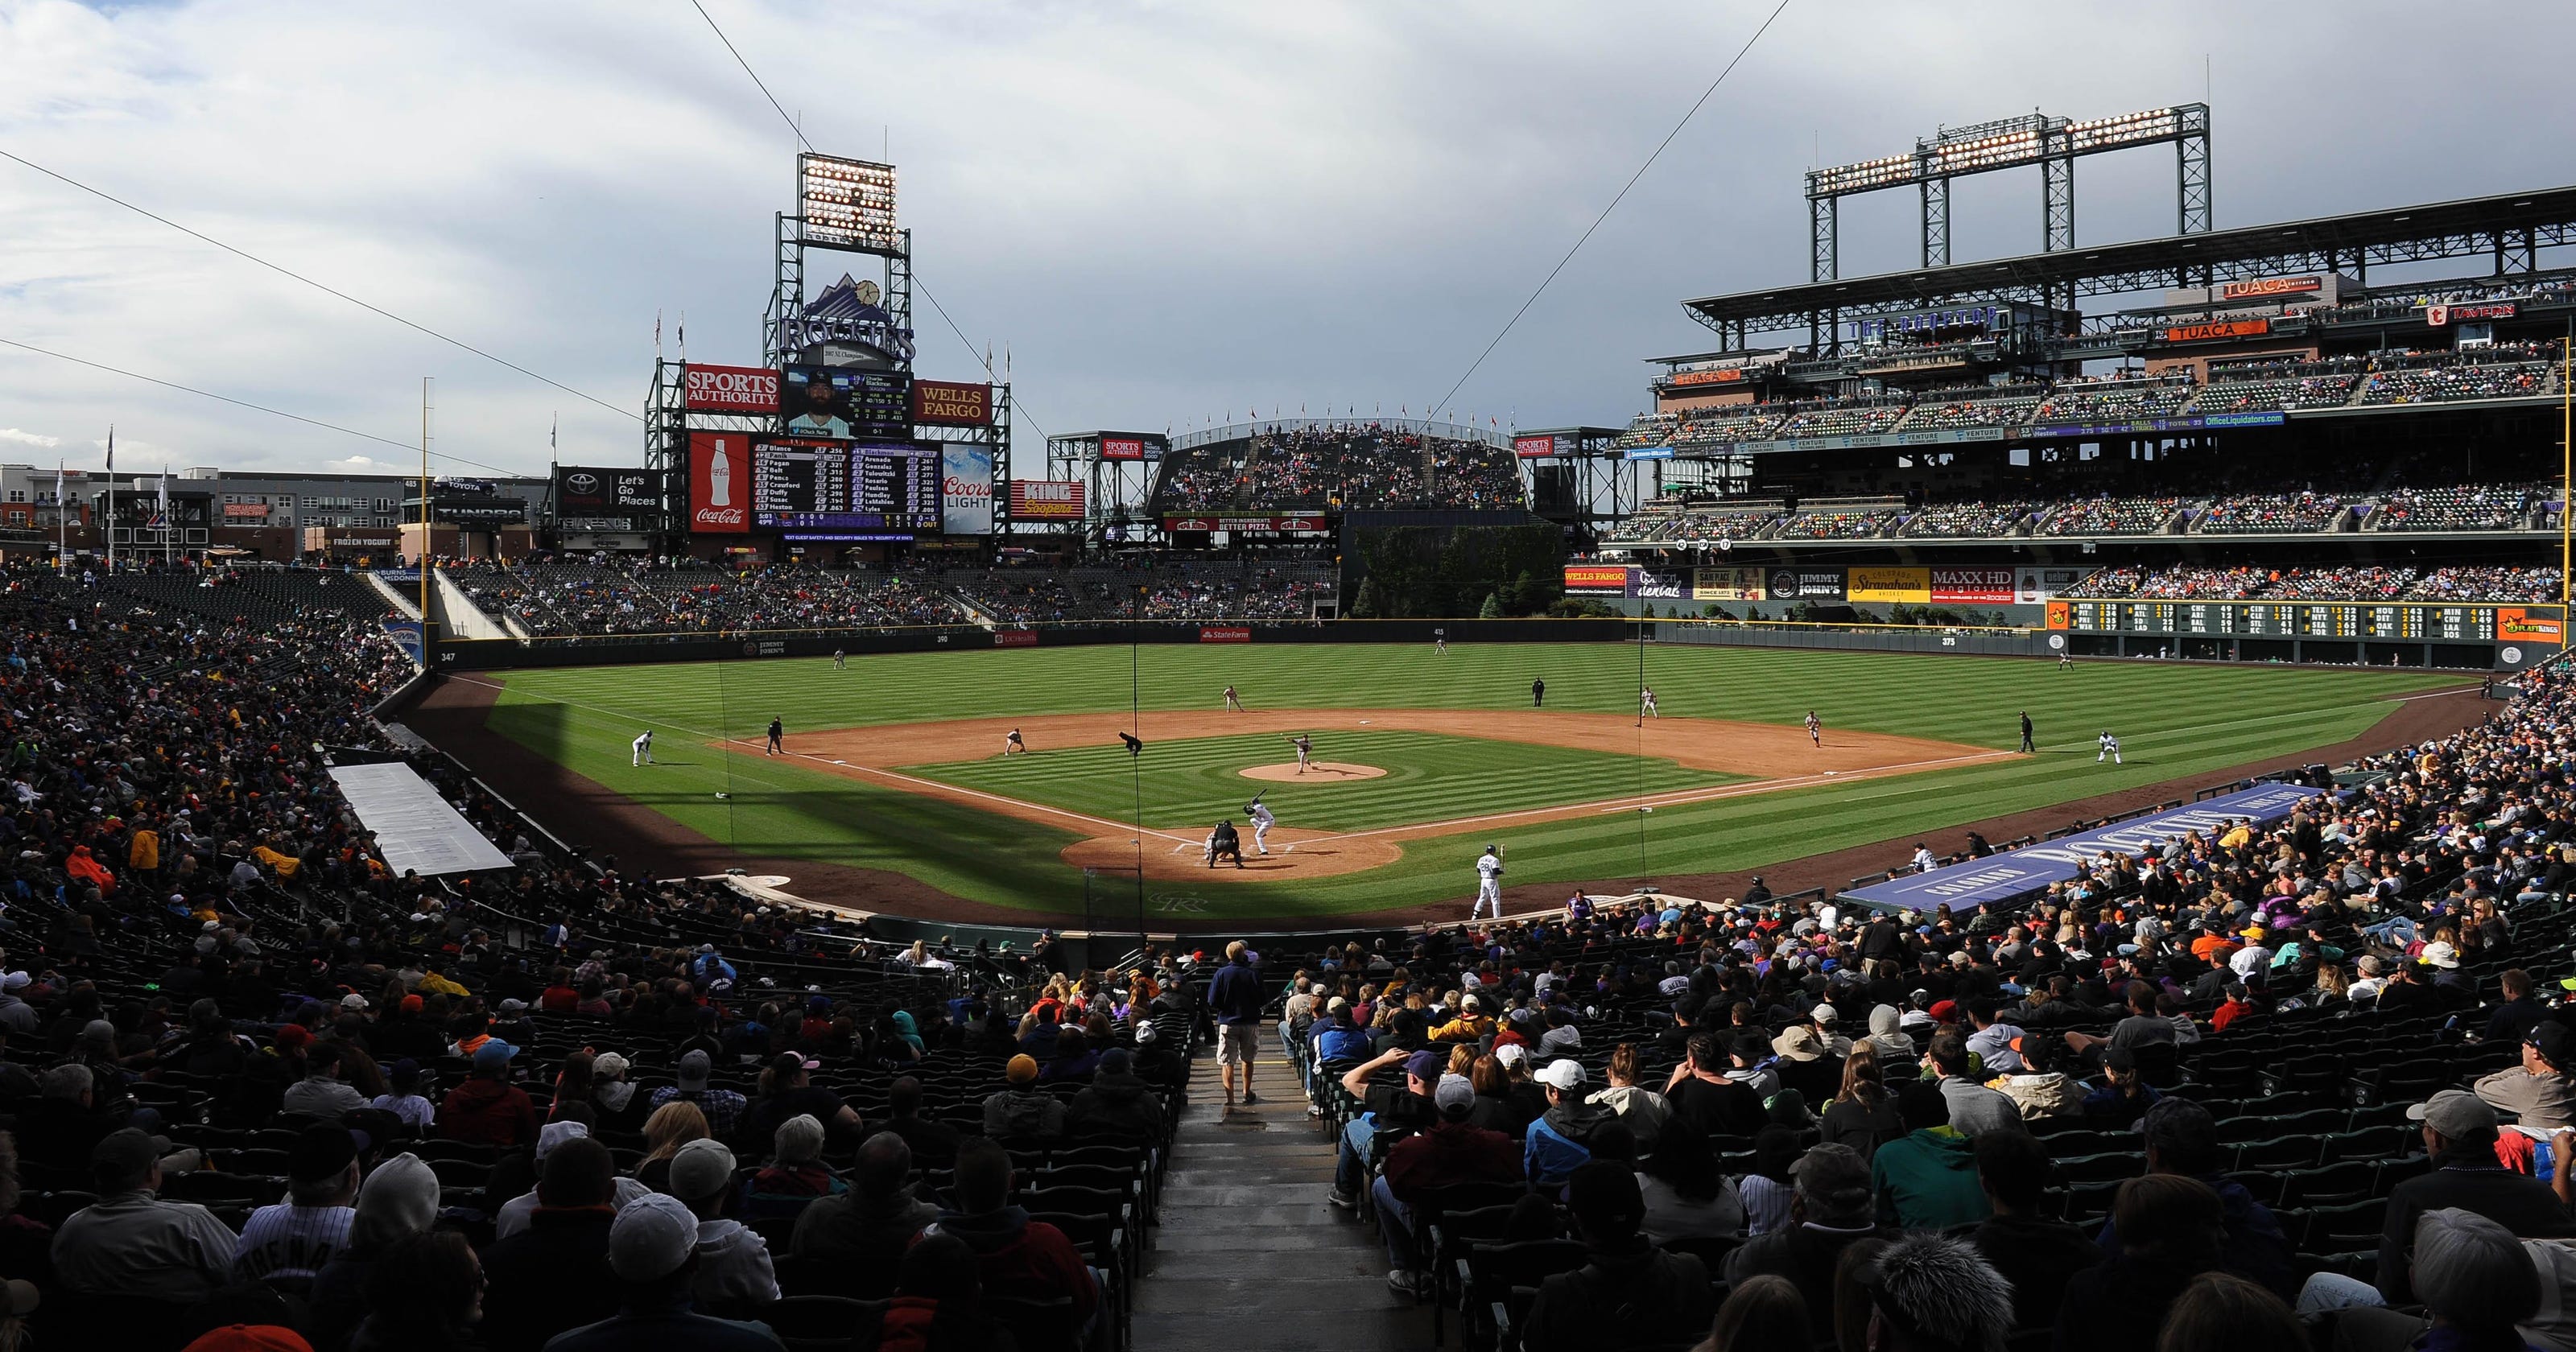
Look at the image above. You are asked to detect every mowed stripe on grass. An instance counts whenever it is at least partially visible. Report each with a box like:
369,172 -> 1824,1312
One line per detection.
477,644 -> 2463,916
906,730 -> 1746,833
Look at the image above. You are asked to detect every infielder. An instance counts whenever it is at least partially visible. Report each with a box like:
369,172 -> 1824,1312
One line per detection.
2097,730 -> 2123,765
1640,686 -> 1659,719
1245,798 -> 1277,855
1223,684 -> 1243,712
1002,728 -> 1028,756
1805,711 -> 1823,747
1289,732 -> 1313,773
766,716 -> 784,756
631,729 -> 654,766
1472,843 -> 1505,920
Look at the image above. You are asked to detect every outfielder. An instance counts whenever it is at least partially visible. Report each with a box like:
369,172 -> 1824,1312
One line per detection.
1805,711 -> 1823,747
631,729 -> 654,766
1245,798 -> 1277,855
2059,652 -> 2074,671
1002,727 -> 1028,756
1472,843 -> 1505,920
832,648 -> 846,670
1640,686 -> 1659,719
1289,732 -> 1313,773
2097,730 -> 2123,765
1435,631 -> 1447,654
1223,684 -> 1243,712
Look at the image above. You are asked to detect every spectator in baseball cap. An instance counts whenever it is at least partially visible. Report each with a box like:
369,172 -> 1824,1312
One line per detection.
1724,1142 -> 1891,1316
1525,1059 -> 1611,1190
50,1127 -> 239,1304
230,1125 -> 359,1284
436,1038 -> 536,1150
980,1054 -> 1066,1141
1327,1046 -> 1443,1210
308,1152 -> 438,1352
2376,1089 -> 2572,1304
667,1138 -> 781,1313
2471,1020 -> 2576,1131
1517,1160 -> 1717,1349
546,1192 -> 789,1351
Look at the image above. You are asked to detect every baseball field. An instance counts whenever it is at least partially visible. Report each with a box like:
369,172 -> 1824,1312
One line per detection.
414,639 -> 2475,925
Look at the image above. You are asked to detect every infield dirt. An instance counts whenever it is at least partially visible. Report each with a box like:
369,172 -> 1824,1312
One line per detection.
748,709 -> 2004,883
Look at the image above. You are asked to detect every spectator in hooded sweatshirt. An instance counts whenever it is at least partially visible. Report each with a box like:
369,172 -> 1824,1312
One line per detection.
664,1137 -> 779,1316
982,1054 -> 1067,1140
922,1136 -> 1097,1345
1525,1059 -> 1612,1190
1068,1048 -> 1165,1140
1871,1079 -> 1988,1230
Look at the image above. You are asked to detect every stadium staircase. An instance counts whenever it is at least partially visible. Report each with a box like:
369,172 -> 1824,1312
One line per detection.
1131,1022 -> 1433,1351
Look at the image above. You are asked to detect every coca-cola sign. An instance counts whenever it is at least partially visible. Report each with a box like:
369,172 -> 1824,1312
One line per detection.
683,363 -> 778,414
687,432 -> 749,534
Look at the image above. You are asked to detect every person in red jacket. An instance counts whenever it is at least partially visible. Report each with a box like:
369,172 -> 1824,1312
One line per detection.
1377,1077 -> 1526,1294
922,1137 -> 1097,1343
861,1230 -> 1018,1351
437,1040 -> 537,1148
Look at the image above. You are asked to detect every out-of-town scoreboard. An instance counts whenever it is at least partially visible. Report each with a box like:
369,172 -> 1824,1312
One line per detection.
2051,600 -> 2563,643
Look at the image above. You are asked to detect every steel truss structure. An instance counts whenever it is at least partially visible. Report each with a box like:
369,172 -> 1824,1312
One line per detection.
1807,105 -> 2212,278
1701,183 -> 2576,352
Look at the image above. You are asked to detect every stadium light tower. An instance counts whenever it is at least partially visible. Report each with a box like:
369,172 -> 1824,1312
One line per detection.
1806,104 -> 2213,280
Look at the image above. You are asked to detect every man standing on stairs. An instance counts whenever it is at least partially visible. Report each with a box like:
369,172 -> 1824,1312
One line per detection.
1208,941 -> 1266,1107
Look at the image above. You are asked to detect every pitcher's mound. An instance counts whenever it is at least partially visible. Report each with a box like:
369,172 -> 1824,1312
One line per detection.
1240,761 -> 1386,783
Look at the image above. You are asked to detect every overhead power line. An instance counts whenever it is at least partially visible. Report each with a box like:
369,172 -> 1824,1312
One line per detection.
687,1 -> 1046,441
0,148 -> 640,423
1425,0 -> 1794,421
0,335 -> 546,480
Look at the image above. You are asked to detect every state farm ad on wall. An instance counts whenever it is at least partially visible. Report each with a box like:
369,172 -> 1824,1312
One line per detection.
687,432 -> 749,534
683,363 -> 778,414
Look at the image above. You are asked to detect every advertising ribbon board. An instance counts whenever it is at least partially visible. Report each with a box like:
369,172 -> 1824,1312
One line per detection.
1765,567 -> 1847,600
1691,567 -> 1767,601
1563,564 -> 1633,596
1847,567 -> 1930,604
1008,480 -> 1086,520
1930,567 -> 2016,604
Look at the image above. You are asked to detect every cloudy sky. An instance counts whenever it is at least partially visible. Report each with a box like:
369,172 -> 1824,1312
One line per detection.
1,0 -> 2569,478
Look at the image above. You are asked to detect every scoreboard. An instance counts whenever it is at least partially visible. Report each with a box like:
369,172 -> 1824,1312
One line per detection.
750,439 -> 940,531
2058,600 -> 2502,641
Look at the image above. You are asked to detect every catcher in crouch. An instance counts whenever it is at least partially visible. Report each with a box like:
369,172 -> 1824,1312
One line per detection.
1204,819 -> 1247,869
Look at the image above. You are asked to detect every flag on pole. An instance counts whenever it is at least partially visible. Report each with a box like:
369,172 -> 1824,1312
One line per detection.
677,313 -> 686,361
654,310 -> 663,359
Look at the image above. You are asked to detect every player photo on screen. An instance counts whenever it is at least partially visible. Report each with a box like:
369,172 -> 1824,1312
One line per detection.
781,365 -> 853,439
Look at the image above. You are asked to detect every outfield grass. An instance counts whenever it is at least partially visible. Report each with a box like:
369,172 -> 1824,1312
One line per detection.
475,642 -> 2462,917
907,730 -> 1748,832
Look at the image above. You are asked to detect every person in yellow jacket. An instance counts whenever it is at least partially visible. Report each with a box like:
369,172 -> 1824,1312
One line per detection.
128,825 -> 159,874
1426,993 -> 1497,1044
250,841 -> 301,878
415,969 -> 471,1000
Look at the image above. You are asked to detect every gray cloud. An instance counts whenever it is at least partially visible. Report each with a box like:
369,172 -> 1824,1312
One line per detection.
1,0 -> 2568,476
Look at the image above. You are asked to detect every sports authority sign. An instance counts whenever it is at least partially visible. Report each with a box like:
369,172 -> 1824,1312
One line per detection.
682,363 -> 778,414
1009,480 -> 1086,520
1513,434 -> 1560,458
687,432 -> 749,534
1097,432 -> 1166,462
910,379 -> 994,427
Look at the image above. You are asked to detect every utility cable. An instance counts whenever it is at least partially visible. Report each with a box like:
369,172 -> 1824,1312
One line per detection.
0,149 -> 639,424
687,2 -> 1046,441
0,334 -> 543,480
1424,0 -> 1793,420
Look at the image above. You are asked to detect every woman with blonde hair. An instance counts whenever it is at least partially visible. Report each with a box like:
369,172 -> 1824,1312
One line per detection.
635,1099 -> 710,1193
1818,1042 -> 1903,1160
